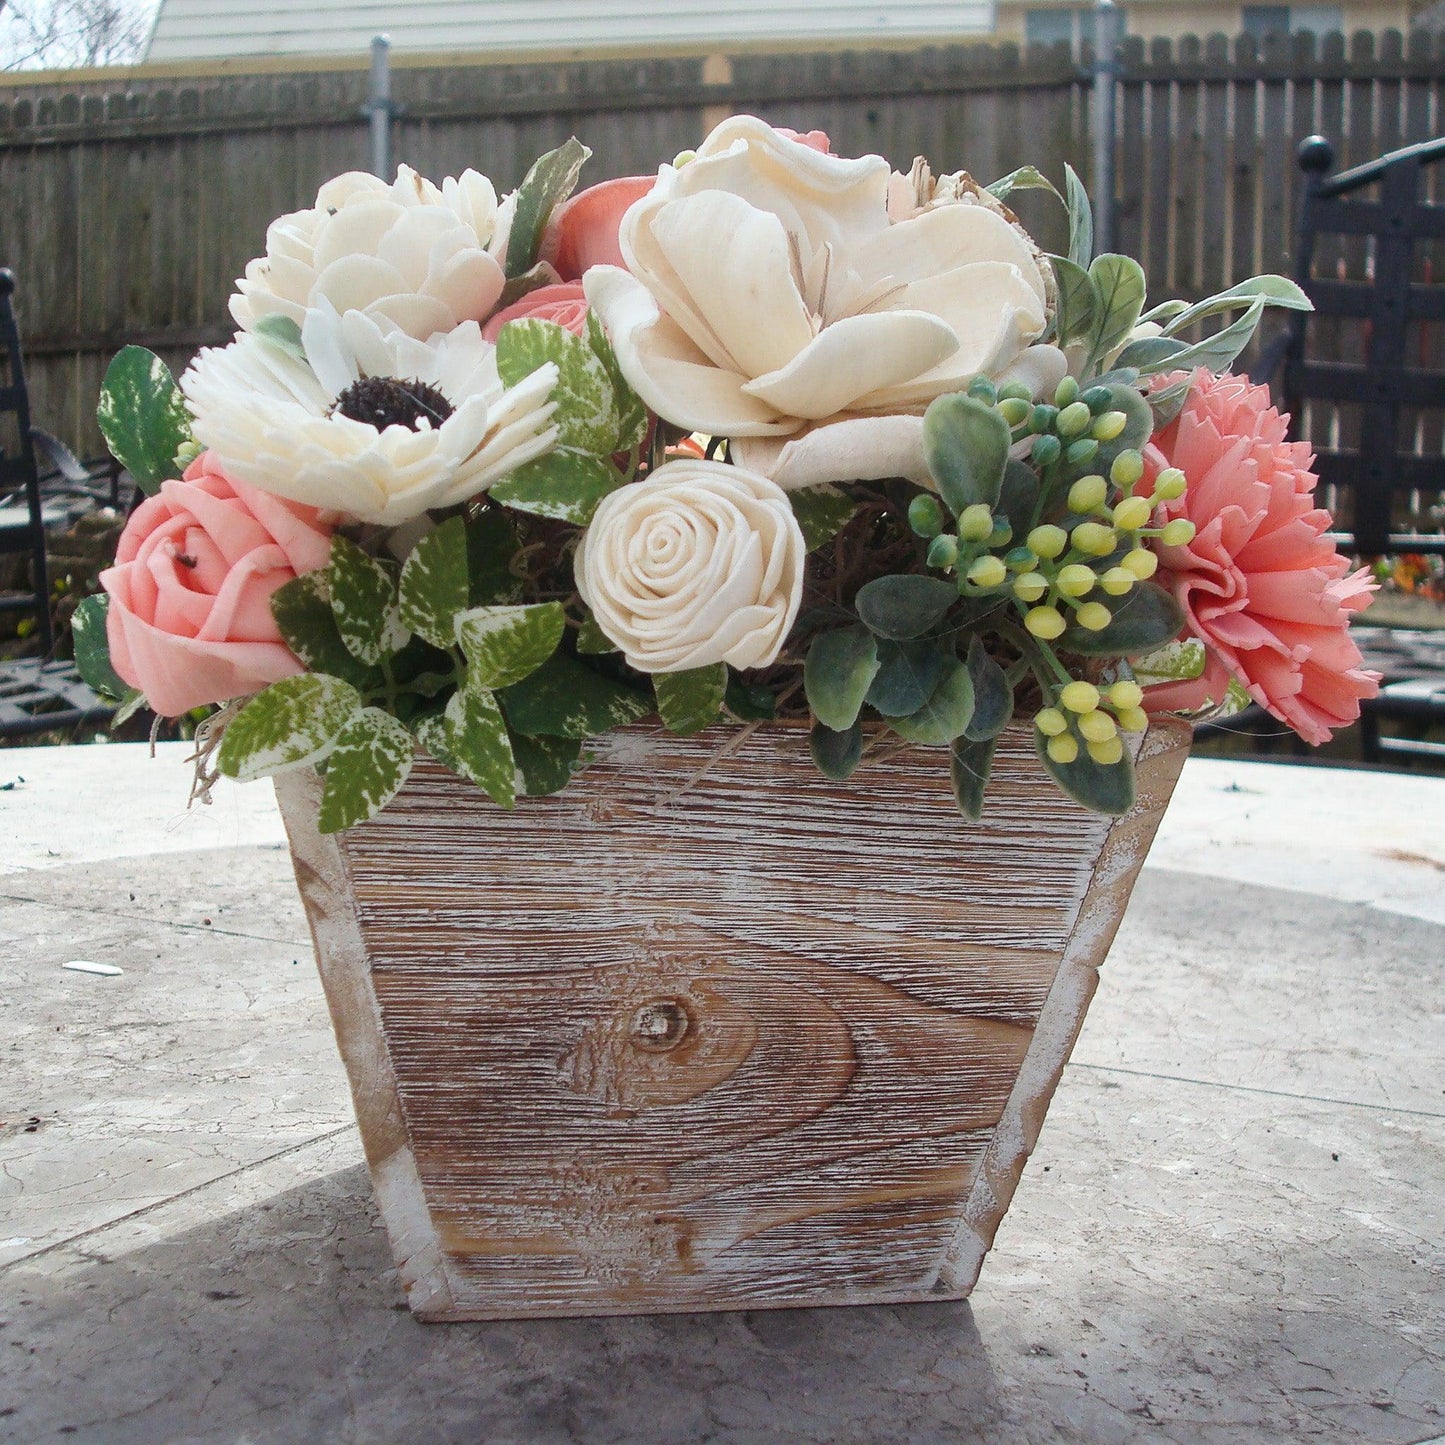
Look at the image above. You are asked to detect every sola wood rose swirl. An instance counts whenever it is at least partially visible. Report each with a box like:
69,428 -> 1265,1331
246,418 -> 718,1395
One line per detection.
78,116 -> 1379,828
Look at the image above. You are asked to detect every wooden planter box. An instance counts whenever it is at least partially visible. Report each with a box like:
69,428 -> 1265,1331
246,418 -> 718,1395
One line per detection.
275,718 -> 1190,1321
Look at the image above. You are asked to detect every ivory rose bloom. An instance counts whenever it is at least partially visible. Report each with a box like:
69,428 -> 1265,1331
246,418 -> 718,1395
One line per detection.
1142,369 -> 1380,744
575,459 -> 805,673
584,115 -> 1066,490
229,166 -> 509,341
100,452 -> 335,717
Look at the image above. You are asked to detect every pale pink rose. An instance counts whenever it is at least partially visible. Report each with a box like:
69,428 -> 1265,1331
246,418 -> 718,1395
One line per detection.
100,452 -> 335,716
545,175 -> 656,280
1141,369 -> 1380,744
481,281 -> 589,343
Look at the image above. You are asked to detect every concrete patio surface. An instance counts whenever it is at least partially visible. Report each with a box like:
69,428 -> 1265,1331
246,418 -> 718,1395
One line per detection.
2,741 -> 1443,1444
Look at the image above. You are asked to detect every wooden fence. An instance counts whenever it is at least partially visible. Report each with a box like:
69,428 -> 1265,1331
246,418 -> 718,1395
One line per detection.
2,28 -> 1443,457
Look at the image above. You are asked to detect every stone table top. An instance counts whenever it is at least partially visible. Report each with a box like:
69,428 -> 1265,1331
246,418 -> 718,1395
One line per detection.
2,743 -> 1443,1444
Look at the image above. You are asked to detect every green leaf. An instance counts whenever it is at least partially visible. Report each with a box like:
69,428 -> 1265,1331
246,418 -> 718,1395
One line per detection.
1161,275 -> 1312,335
866,638 -> 946,717
997,459 -> 1041,530
986,165 -> 1063,204
71,593 -> 127,700
576,610 -> 618,654
499,653 -> 651,738
270,572 -> 382,690
950,733 -> 999,821
1037,729 -> 1136,815
489,449 -> 624,524
585,308 -> 648,451
1112,335 -> 1190,372
317,707 -> 416,833
725,674 -> 776,721
511,731 -> 585,795
110,688 -> 148,727
217,674 -> 362,782
1146,375 -> 1193,429
503,136 -> 591,280
962,636 -> 1013,741
854,574 -> 956,641
1060,582 -> 1185,655
495,318 -> 618,454
455,601 -> 565,689
882,657 -> 975,744
417,683 -> 516,808
804,625 -> 880,730
329,535 -> 407,664
1137,298 -> 1192,327
1131,637 -> 1207,686
655,663 -> 727,735
923,394 -> 1011,515
1135,298 -> 1267,378
789,484 -> 858,552
397,517 -> 469,647
253,314 -> 306,363
1049,255 -> 1098,347
1084,254 -> 1147,371
96,347 -> 192,496
1065,163 -> 1093,269
810,719 -> 864,780
465,508 -> 523,605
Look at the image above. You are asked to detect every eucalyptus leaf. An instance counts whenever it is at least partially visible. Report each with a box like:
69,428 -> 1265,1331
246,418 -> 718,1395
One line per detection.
71,593 -> 127,700
855,574 -> 957,641
1084,254 -> 1147,372
950,733 -> 999,821
1037,729 -> 1136,815
1049,255 -> 1098,347
504,136 -> 591,280
217,674 -> 362,782
882,657 -> 975,745
923,393 -> 1011,515
1065,163 -> 1094,269
317,708 -> 416,833
655,663 -> 728,735
1060,582 -> 1185,655
986,165 -> 1063,204
511,731 -> 585,795
96,347 -> 192,496
866,638 -> 946,717
805,625 -> 880,731
329,535 -> 408,664
1137,298 -> 1192,327
395,516 -> 470,649
1112,335 -> 1190,372
962,636 -> 1013,741
499,653 -> 651,738
809,719 -> 864,780
1143,298 -> 1267,377
1162,274 -> 1311,335
495,318 -> 618,454
489,449 -> 624,524
253,314 -> 306,363
789,484 -> 859,552
270,572 -> 383,690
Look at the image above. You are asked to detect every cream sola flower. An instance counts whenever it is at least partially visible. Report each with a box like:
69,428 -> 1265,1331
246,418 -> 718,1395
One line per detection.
181,305 -> 558,527
229,166 -> 512,340
584,115 -> 1068,490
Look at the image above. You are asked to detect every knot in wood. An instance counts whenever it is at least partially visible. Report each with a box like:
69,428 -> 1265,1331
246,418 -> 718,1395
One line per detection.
630,998 -> 691,1053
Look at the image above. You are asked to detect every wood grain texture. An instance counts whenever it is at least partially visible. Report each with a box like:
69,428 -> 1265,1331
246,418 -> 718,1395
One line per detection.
276,719 -> 1191,1320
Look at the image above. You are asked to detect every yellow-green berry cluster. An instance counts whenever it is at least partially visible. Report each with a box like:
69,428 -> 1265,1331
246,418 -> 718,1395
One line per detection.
1035,679 -> 1150,766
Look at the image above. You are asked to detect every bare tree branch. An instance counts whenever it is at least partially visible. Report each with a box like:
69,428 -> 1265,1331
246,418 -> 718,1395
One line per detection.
0,0 -> 153,70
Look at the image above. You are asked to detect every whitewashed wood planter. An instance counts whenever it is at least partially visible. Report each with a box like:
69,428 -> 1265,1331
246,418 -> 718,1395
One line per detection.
274,717 -> 1190,1321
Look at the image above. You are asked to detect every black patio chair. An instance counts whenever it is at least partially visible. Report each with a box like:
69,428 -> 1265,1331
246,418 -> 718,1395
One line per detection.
1198,134 -> 1445,764
0,268 -> 118,740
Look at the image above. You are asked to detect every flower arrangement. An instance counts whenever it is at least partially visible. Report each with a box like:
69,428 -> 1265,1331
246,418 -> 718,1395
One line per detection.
74,117 -> 1380,831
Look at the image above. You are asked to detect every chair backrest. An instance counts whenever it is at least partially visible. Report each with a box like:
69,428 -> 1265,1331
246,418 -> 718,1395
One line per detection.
1281,136 -> 1445,559
0,267 -> 54,654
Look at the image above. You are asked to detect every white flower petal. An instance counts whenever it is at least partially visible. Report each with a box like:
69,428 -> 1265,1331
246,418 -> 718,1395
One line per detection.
733,414 -> 931,490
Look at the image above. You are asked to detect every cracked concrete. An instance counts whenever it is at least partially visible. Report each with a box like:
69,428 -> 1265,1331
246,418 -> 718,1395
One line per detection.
2,744 -> 1443,1443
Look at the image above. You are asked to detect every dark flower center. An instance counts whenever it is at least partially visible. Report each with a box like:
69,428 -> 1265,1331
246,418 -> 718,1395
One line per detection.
331,376 -> 454,431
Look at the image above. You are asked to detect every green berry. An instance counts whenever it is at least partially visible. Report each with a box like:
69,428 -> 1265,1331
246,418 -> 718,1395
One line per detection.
1047,733 -> 1080,764
967,376 -> 999,405
908,493 -> 945,538
1029,403 -> 1059,435
1066,437 -> 1099,467
927,534 -> 960,569
988,520 -> 1014,548
1112,495 -> 1154,531
999,381 -> 1034,403
1121,548 -> 1159,580
1024,606 -> 1066,640
1004,545 -> 1038,572
1031,434 -> 1063,468
1110,450 -> 1145,489
1100,566 -> 1137,596
1060,680 -> 1101,714
1081,385 -> 1113,414
1057,400 -> 1094,438
1075,602 -> 1113,632
1035,706 -> 1068,736
1108,680 -> 1144,709
1087,735 -> 1124,765
1012,571 -> 1049,602
1053,376 -> 1081,409
959,503 -> 994,542
1117,705 -> 1150,733
1027,524 -> 1068,560
1072,521 -> 1118,556
967,555 -> 1008,589
998,397 -> 1031,427
1068,474 -> 1109,513
1160,518 -> 1197,546
1154,467 -> 1188,500
1057,563 -> 1096,598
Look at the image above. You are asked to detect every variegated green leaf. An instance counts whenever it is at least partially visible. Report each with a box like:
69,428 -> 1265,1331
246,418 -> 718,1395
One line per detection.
270,572 -> 381,690
576,610 -> 618,654
512,732 -> 585,796
217,674 -> 362,782
329,535 -> 407,664
317,708 -> 416,833
455,601 -> 565,689
96,346 -> 192,496
789,484 -> 859,552
398,516 -> 470,648
504,136 -> 591,280
1131,637 -> 1207,686
499,653 -> 650,738
585,309 -> 648,451
489,449 -> 624,524
496,318 -> 619,455
417,683 -> 516,808
654,663 -> 727,735
71,593 -> 127,700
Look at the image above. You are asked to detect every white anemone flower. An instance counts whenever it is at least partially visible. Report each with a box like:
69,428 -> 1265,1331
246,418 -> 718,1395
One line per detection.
229,166 -> 511,341
182,305 -> 559,527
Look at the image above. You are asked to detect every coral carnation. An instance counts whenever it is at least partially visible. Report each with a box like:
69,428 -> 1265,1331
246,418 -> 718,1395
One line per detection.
1141,369 -> 1379,743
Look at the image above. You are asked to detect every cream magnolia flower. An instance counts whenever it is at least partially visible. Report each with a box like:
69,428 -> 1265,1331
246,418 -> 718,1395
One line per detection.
584,115 -> 1067,491
576,460 -> 805,673
182,305 -> 558,526
229,166 -> 509,341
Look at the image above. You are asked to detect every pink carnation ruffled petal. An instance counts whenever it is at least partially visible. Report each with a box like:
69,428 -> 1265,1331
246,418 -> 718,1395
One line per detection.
1141,368 -> 1379,743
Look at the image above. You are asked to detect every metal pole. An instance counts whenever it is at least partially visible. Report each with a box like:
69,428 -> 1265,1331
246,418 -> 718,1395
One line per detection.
1092,0 -> 1118,255
368,34 -> 392,180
